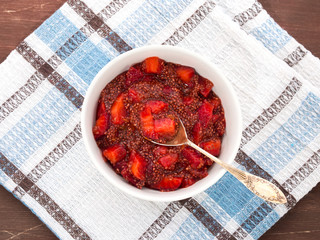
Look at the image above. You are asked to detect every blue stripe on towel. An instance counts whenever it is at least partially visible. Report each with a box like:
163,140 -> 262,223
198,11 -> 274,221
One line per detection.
64,40 -> 112,85
0,87 -> 76,167
114,0 -> 193,48
205,173 -> 265,224
251,92 -> 320,175
200,196 -> 232,226
35,10 -> 79,53
171,214 -> 214,240
248,206 -> 279,239
250,18 -> 291,53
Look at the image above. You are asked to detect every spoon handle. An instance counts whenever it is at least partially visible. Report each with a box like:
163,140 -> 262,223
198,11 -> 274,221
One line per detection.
187,140 -> 287,204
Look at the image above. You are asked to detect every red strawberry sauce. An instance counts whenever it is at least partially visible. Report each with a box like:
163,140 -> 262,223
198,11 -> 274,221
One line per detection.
93,57 -> 225,191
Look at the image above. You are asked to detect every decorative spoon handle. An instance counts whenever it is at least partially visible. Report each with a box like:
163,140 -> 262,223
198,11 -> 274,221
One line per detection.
187,141 -> 287,204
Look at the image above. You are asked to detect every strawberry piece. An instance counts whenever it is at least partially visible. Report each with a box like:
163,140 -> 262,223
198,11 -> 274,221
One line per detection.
208,97 -> 221,110
125,66 -> 143,86
153,146 -> 168,156
103,144 -> 126,165
111,93 -> 126,125
144,57 -> 162,74
130,150 -> 147,180
182,147 -> 204,169
158,153 -> 178,169
198,100 -> 214,127
200,138 -> 221,156
96,99 -> 107,118
199,77 -> 214,97
121,167 -> 144,189
183,96 -> 194,105
140,107 -> 155,138
181,178 -> 196,188
128,88 -> 141,103
192,121 -> 202,144
176,66 -> 195,83
154,118 -> 176,137
146,100 -> 168,114
92,114 -> 109,139
153,176 -> 183,191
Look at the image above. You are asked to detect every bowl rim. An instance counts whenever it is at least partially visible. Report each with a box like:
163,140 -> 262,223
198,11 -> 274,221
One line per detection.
81,45 -> 242,202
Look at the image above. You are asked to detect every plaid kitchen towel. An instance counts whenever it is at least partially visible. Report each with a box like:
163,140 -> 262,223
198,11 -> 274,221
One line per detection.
1,0 -> 320,239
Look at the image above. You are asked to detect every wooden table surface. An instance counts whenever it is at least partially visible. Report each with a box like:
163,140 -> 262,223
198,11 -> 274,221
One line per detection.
0,0 -> 319,239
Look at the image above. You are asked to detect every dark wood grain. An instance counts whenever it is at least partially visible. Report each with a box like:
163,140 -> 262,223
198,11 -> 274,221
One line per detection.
0,0 -> 65,63
0,0 -> 319,239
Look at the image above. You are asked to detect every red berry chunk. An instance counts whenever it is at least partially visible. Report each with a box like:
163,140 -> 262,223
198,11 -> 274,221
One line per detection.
209,97 -> 221,109
146,100 -> 168,114
182,147 -> 204,169
144,57 -> 162,74
128,87 -> 141,103
154,118 -> 176,137
200,138 -> 221,156
126,66 -> 143,86
103,144 -> 126,165
92,114 -> 109,139
140,107 -> 155,138
120,167 -> 143,189
192,121 -> 202,144
199,77 -> 214,97
153,176 -> 183,191
198,100 -> 214,127
181,178 -> 196,188
183,96 -> 194,105
158,153 -> 178,169
176,66 -> 195,83
130,150 -> 147,180
153,146 -> 168,156
96,100 -> 107,118
111,93 -> 126,125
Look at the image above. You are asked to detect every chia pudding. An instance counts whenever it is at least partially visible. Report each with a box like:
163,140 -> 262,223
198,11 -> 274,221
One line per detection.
92,57 -> 225,191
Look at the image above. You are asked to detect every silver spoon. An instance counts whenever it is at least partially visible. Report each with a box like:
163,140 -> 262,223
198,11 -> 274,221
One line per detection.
147,118 -> 287,204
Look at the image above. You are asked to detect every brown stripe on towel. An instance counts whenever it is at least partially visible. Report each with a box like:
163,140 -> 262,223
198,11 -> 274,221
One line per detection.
138,201 -> 186,240
0,72 -> 44,123
68,0 -> 132,53
282,149 -> 320,193
162,0 -> 215,46
283,46 -> 308,67
241,77 -> 302,147
184,198 -> 235,239
15,41 -> 84,109
0,0 -> 130,122
97,0 -> 131,22
232,202 -> 273,239
0,152 -> 91,239
12,123 -> 82,198
233,1 -> 263,27
235,150 -> 297,209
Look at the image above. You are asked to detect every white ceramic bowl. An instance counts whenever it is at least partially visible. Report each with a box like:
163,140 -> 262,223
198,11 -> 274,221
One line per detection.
81,45 -> 242,202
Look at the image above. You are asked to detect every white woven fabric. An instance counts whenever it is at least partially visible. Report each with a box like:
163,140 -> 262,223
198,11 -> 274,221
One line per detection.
0,0 -> 319,239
